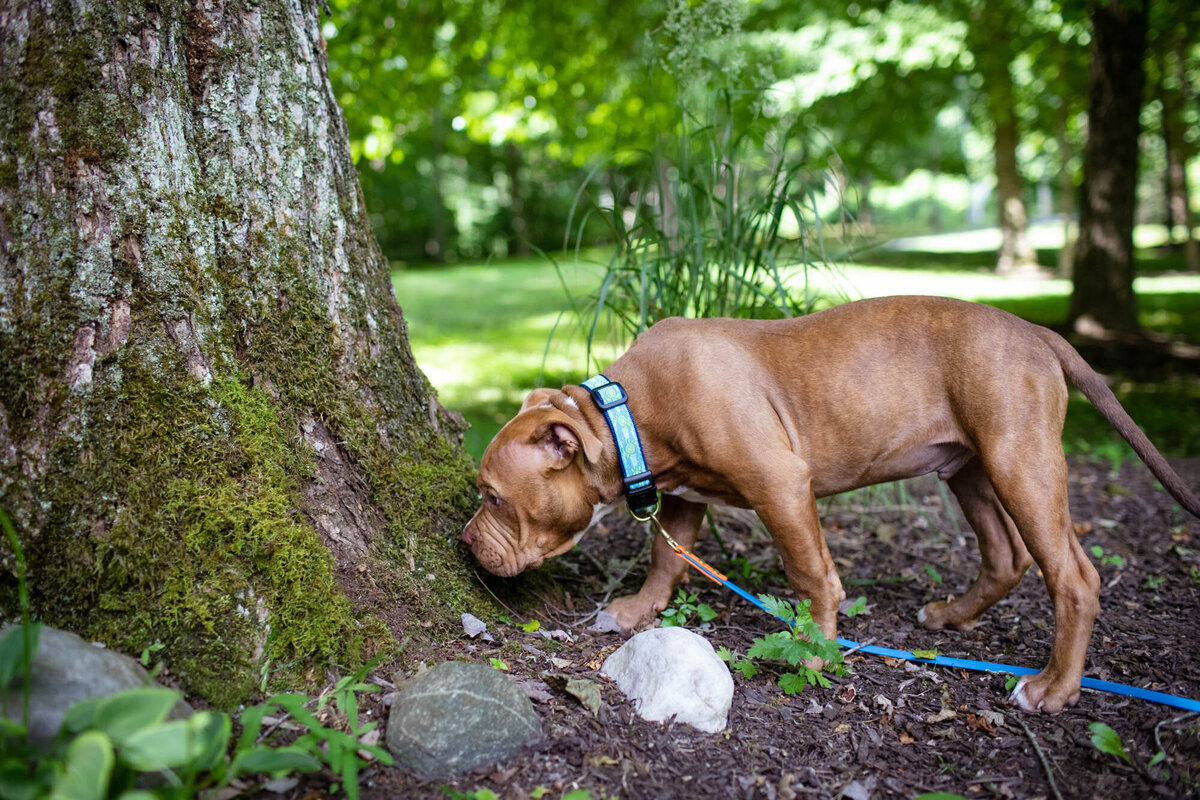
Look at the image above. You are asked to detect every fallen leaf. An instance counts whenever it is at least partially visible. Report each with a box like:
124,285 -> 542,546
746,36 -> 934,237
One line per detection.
925,708 -> 957,724
546,673 -> 602,716
966,712 -> 995,733
977,709 -> 1005,728
834,723 -> 850,734
519,679 -> 556,703
874,523 -> 897,542
899,730 -> 915,744
589,755 -> 621,767
836,685 -> 857,705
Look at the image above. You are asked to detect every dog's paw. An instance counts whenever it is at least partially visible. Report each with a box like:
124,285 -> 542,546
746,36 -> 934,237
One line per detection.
1008,673 -> 1079,713
603,594 -> 661,631
918,599 -> 981,632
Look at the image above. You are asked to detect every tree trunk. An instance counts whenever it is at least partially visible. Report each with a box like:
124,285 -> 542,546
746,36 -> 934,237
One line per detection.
506,142 -> 531,256
1056,48 -> 1076,278
1160,26 -> 1199,271
0,0 -> 481,708
1069,0 -> 1147,333
986,56 -> 1038,273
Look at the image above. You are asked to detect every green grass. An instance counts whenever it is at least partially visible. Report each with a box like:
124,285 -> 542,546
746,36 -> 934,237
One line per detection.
394,230 -> 1200,463
392,255 -> 617,456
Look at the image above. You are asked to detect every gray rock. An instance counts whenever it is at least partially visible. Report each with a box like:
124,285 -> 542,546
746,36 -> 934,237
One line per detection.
0,625 -> 192,743
386,661 -> 542,778
601,626 -> 733,733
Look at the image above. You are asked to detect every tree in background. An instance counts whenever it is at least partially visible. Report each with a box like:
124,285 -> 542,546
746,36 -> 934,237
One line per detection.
0,0 -> 480,707
1152,1 -> 1199,272
965,1 -> 1040,273
1069,0 -> 1148,332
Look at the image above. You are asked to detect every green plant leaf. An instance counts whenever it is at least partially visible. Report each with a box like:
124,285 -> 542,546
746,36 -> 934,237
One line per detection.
696,603 -> 717,622
50,730 -> 114,800
519,620 -> 541,633
912,649 -> 939,660
119,710 -> 230,773
733,660 -> 759,680
777,673 -> 807,695
228,745 -> 322,780
0,622 -> 41,692
1089,722 -> 1130,763
64,688 -> 180,742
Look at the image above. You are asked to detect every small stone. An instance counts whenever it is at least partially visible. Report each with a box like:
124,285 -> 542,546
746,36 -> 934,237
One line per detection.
386,661 -> 542,779
601,627 -> 732,734
0,625 -> 192,743
461,613 -> 488,638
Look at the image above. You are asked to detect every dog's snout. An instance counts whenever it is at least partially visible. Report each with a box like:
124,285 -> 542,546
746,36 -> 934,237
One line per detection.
461,525 -> 475,546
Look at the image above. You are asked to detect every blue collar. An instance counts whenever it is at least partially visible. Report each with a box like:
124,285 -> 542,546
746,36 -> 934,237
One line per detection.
581,374 -> 659,517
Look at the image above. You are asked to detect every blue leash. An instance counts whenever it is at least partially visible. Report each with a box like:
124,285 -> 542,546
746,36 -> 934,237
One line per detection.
652,516 -> 1200,714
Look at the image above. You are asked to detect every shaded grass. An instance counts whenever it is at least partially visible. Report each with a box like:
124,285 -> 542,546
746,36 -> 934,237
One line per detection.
395,248 -> 1200,463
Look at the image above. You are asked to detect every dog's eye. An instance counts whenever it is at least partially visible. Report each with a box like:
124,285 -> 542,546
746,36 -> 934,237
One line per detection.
489,494 -> 503,507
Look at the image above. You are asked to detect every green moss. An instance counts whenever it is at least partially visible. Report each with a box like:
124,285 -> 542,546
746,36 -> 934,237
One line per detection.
22,357 -> 382,708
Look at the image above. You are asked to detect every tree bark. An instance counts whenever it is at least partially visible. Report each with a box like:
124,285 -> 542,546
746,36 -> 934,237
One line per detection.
0,0 -> 479,707
1069,0 -> 1147,333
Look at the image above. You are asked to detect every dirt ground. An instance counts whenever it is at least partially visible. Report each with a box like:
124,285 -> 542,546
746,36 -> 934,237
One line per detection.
290,457 -> 1200,800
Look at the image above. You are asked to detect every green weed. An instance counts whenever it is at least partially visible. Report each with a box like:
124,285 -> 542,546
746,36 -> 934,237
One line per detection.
718,596 -> 845,694
659,589 -> 718,628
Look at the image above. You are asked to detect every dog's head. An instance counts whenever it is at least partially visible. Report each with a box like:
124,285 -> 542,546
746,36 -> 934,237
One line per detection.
462,389 -> 608,576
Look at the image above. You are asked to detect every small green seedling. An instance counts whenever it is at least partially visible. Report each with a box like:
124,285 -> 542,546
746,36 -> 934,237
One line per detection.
489,658 -> 509,671
1089,545 -> 1126,568
842,596 -> 867,617
519,619 -> 541,633
1088,721 -> 1131,764
924,564 -> 943,585
140,641 -> 165,668
1144,575 -> 1166,591
659,589 -> 718,628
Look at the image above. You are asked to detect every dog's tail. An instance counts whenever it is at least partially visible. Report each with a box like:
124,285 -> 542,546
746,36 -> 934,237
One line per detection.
1038,328 -> 1200,519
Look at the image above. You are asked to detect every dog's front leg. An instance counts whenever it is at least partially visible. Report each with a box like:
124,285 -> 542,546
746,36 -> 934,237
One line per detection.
605,495 -> 706,630
747,460 -> 845,657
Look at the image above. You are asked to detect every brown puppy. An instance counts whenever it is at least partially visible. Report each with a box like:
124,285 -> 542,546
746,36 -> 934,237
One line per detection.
462,296 -> 1200,712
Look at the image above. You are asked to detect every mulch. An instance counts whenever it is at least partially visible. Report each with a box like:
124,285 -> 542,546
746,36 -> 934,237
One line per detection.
291,457 -> 1200,800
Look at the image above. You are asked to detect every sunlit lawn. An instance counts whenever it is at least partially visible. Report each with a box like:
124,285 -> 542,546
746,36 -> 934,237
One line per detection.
394,225 -> 1200,462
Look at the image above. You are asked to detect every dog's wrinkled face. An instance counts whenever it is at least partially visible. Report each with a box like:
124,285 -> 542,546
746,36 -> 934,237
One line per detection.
462,391 -> 605,576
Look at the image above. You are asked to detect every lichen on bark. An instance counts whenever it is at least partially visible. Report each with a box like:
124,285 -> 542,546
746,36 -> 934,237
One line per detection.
0,0 -> 485,708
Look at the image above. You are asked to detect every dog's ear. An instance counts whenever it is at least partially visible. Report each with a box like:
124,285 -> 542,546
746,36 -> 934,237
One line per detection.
520,388 -> 558,412
532,413 -> 603,469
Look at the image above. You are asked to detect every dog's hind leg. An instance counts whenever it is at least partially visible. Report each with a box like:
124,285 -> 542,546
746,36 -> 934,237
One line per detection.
984,445 -> 1100,713
919,457 -> 1033,631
